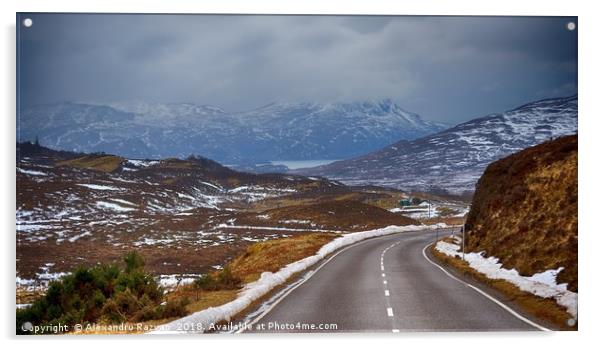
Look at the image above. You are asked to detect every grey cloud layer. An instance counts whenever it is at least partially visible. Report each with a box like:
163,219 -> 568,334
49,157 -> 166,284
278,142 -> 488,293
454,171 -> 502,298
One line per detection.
18,14 -> 577,123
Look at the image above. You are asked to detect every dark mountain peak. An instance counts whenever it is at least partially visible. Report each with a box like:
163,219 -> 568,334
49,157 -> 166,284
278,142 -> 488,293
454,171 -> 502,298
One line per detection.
375,98 -> 395,110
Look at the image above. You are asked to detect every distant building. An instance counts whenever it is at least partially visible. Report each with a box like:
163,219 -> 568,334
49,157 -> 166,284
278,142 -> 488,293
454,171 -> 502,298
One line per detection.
398,199 -> 412,207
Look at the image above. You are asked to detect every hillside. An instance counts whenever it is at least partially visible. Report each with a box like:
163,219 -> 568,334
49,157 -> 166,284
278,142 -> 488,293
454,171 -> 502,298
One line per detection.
298,95 -> 577,194
465,134 -> 577,292
16,142 -> 423,291
17,99 -> 446,165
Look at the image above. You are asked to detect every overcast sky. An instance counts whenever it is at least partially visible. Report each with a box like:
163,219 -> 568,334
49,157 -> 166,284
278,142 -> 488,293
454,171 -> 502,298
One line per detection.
17,14 -> 577,124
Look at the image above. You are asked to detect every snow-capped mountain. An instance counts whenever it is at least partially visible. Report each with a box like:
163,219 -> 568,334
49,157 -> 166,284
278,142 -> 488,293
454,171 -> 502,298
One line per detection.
297,95 -> 578,194
17,99 -> 447,164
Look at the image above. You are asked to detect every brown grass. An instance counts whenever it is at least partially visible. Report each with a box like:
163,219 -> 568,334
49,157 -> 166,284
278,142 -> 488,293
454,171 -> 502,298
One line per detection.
422,216 -> 466,226
466,135 -> 577,291
430,243 -> 575,330
361,192 -> 409,210
228,233 -> 339,283
164,286 -> 239,314
57,155 -> 124,173
435,206 -> 460,217
17,289 -> 44,304
260,200 -> 417,232
158,159 -> 195,169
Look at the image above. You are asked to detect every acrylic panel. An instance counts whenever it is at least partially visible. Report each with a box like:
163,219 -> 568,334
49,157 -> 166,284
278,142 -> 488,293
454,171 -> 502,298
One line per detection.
16,13 -> 578,334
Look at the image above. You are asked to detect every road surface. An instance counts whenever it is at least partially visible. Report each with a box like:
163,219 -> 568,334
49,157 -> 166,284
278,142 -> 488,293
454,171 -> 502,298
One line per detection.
242,229 -> 545,332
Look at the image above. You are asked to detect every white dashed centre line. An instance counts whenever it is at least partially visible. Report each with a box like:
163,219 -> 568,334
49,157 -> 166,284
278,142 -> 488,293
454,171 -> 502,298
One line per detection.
381,240 -> 402,333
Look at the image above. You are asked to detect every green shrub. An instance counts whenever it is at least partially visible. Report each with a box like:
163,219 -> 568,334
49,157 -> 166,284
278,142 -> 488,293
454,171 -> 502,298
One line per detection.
217,267 -> 241,290
193,267 -> 241,292
123,251 -> 145,273
159,298 -> 190,319
16,251 -> 187,334
193,274 -> 217,291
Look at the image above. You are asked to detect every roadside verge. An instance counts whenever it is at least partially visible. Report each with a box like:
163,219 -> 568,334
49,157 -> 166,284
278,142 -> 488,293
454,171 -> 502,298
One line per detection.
427,237 -> 577,330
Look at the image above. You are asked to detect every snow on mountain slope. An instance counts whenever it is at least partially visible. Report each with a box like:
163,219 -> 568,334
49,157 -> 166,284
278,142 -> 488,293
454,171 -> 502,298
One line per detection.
298,96 -> 578,194
18,99 -> 447,165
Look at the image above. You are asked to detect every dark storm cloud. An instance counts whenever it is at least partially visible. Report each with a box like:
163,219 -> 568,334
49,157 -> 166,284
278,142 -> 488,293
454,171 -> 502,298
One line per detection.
17,14 -> 577,123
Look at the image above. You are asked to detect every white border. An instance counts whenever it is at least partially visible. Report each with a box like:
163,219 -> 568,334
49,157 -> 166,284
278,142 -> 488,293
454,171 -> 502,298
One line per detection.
2,0 -> 600,347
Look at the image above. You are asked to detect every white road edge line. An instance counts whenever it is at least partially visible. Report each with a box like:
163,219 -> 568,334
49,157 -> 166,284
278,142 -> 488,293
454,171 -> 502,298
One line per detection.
421,242 -> 551,332
236,232 -> 417,333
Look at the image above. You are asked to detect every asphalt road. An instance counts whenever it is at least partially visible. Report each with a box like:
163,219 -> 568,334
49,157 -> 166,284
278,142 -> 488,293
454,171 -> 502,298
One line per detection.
244,229 -> 543,333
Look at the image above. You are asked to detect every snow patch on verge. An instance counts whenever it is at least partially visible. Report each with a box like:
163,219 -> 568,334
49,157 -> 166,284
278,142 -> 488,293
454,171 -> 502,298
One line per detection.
435,239 -> 577,318
151,223 -> 446,334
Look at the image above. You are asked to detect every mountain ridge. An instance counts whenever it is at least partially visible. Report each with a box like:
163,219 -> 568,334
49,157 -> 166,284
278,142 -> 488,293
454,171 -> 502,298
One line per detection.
297,95 -> 578,193
18,99 -> 447,164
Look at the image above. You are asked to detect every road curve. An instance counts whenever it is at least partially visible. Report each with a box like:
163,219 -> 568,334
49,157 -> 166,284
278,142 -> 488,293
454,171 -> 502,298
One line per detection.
243,229 -> 542,333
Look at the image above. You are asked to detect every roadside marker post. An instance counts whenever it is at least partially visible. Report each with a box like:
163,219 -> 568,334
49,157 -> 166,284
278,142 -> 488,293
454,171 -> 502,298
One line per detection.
462,224 -> 466,261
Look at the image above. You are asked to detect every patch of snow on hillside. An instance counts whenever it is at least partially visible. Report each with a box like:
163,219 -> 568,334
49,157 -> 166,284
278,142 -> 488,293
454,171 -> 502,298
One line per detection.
96,201 -> 136,212
279,219 -> 312,225
177,193 -> 196,200
110,198 -> 137,207
158,274 -> 203,288
17,263 -> 71,291
17,224 -> 53,232
68,231 -> 91,242
200,181 -> 223,191
127,159 -> 159,167
216,224 -> 335,233
17,168 -> 48,176
78,184 -> 122,191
